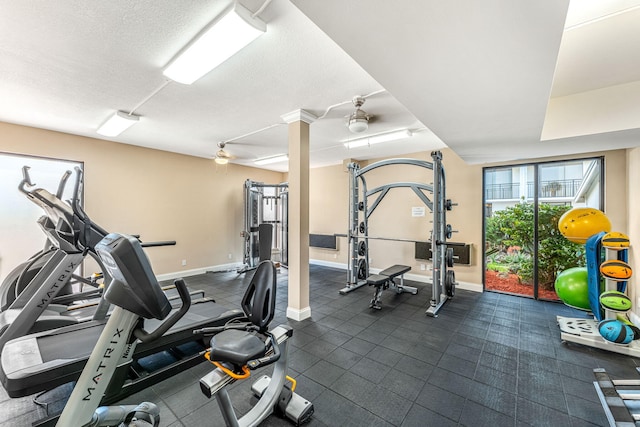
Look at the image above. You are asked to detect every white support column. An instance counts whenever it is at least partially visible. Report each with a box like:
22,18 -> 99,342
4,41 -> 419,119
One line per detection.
281,109 -> 316,321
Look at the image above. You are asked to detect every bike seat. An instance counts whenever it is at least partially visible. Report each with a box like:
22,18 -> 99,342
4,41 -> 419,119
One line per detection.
209,329 -> 266,366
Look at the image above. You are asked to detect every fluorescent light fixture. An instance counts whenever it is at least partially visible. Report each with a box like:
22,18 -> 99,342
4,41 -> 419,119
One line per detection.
343,129 -> 413,149
254,154 -> 288,165
163,3 -> 266,84
96,111 -> 139,137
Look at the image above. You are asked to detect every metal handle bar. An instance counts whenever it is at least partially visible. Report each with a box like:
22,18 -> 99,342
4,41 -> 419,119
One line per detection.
247,332 -> 281,369
71,166 -> 84,217
140,240 -> 177,248
55,170 -> 72,199
133,278 -> 191,343
18,166 -> 35,195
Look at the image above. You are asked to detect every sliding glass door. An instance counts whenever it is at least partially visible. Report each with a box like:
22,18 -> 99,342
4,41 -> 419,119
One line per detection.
483,157 -> 603,300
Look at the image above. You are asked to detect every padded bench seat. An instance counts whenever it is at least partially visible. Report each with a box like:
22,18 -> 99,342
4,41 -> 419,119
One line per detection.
366,274 -> 389,286
366,265 -> 416,310
379,265 -> 411,277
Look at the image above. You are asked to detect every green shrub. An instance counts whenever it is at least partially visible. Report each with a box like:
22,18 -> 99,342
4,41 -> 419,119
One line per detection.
485,202 -> 585,290
486,262 -> 509,273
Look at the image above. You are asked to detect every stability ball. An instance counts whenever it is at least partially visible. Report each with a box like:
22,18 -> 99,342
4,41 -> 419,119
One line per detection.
558,207 -> 611,244
554,267 -> 590,311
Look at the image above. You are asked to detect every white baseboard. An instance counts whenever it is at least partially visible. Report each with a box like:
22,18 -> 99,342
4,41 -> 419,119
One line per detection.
404,274 -> 482,293
156,262 -> 243,281
456,281 -> 483,292
286,306 -> 312,321
309,259 -> 347,270
404,272 -> 429,283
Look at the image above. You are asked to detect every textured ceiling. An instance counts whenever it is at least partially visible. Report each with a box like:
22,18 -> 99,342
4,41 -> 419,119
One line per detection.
0,0 -> 639,171
292,0 -> 640,164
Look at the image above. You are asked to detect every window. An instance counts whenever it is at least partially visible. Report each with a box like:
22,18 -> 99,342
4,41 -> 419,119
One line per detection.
0,153 -> 83,283
483,157 -> 603,300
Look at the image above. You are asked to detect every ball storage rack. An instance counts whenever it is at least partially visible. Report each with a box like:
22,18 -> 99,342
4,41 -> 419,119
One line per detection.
557,232 -> 640,357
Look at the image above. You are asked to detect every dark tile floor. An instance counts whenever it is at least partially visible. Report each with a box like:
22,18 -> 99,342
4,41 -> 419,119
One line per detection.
2,264 -> 639,426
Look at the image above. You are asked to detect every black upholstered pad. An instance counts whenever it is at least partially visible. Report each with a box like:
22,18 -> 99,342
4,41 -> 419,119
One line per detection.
379,265 -> 411,277
209,329 -> 266,366
366,274 -> 389,286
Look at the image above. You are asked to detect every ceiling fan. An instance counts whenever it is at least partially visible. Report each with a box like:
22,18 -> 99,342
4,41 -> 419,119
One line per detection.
214,142 -> 232,164
347,96 -> 375,133
214,140 -> 262,165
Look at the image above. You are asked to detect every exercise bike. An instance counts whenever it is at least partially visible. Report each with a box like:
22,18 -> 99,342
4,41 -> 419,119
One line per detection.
198,260 -> 314,426
53,232 -> 191,426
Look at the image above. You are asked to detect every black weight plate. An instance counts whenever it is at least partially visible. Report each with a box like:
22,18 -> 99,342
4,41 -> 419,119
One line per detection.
358,241 -> 367,256
446,247 -> 454,268
358,201 -> 365,211
357,258 -> 367,280
445,224 -> 453,239
445,269 -> 456,297
359,222 -> 366,234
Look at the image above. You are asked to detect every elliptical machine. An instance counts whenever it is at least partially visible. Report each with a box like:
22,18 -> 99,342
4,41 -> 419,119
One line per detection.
0,166 -> 109,312
0,166 -> 176,353
54,232 -> 191,426
198,260 -> 313,426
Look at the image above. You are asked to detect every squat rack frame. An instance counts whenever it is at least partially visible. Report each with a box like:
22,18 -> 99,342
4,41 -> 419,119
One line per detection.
339,151 -> 455,317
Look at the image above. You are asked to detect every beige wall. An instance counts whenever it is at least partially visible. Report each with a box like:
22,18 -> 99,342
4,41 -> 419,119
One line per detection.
2,120 -> 634,296
308,147 -> 629,290
0,121 -> 284,276
309,163 -> 350,265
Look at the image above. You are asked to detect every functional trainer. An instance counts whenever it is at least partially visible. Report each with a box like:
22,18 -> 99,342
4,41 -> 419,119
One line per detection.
239,179 -> 288,273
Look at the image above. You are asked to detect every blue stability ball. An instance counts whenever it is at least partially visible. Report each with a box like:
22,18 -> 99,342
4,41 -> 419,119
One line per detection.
554,267 -> 590,311
598,319 -> 634,344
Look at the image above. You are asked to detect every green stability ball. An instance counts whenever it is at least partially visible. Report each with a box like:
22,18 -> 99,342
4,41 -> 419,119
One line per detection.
555,267 -> 590,311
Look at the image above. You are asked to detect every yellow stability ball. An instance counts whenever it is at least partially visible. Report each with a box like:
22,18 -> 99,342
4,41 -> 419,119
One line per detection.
558,207 -> 611,244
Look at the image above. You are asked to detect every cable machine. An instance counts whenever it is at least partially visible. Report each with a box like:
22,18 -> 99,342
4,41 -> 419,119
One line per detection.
340,151 -> 456,317
240,179 -> 288,272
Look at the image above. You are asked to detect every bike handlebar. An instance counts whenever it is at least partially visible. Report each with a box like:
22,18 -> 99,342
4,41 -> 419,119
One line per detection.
133,278 -> 191,343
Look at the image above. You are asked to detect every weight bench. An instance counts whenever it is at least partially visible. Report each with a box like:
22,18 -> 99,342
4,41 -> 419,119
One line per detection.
367,264 -> 417,310
593,367 -> 640,425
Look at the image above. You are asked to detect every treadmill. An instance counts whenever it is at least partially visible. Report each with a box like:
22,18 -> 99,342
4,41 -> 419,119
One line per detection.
1,294 -> 241,403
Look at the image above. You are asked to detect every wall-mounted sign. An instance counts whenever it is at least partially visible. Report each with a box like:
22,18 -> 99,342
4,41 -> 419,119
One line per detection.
412,207 -> 426,217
